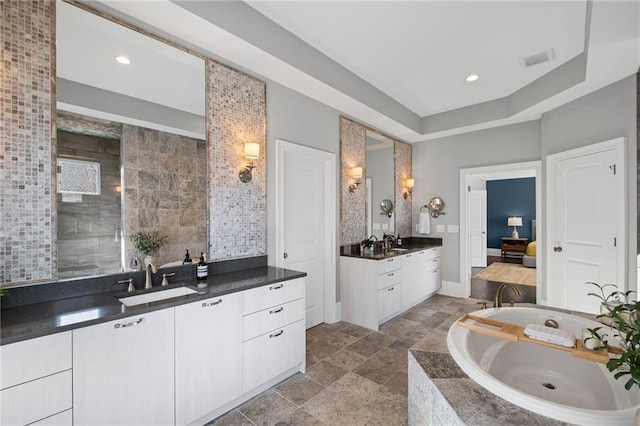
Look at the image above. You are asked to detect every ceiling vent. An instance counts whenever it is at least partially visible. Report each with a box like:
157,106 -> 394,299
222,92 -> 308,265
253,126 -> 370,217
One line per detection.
522,48 -> 555,67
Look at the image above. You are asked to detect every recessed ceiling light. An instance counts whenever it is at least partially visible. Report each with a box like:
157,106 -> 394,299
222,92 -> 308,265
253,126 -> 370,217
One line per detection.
465,74 -> 479,82
115,56 -> 131,65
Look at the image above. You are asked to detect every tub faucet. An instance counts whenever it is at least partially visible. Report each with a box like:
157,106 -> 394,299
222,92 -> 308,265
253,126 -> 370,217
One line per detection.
494,283 -> 521,308
145,262 -> 157,289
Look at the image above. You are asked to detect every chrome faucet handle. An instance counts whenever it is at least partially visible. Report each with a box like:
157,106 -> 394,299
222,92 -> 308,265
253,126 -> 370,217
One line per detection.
118,278 -> 135,293
161,273 -> 175,287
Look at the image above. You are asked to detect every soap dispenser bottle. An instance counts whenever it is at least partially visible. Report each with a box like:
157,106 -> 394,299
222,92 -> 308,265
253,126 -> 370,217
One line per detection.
196,252 -> 208,286
397,234 -> 402,246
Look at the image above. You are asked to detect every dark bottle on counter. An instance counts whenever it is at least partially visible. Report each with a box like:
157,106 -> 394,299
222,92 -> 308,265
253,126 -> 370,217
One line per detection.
183,249 -> 192,264
196,252 -> 208,281
397,234 -> 402,246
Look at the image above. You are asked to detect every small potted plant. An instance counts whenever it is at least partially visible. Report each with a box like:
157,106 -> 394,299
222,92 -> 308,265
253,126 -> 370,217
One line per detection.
129,229 -> 168,267
584,282 -> 639,393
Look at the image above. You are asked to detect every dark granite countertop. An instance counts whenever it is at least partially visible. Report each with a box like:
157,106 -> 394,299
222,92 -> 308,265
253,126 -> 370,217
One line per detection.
1,266 -> 305,345
340,237 -> 442,260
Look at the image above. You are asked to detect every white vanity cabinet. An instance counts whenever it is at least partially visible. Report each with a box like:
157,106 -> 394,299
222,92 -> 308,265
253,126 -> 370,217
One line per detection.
425,247 -> 442,295
73,309 -> 175,426
175,292 -> 243,426
1,332 -> 72,426
341,247 -> 442,330
242,278 -> 305,392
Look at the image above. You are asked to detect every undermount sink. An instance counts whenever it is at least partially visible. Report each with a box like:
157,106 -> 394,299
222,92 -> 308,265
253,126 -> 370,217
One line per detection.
118,286 -> 198,307
390,248 -> 409,252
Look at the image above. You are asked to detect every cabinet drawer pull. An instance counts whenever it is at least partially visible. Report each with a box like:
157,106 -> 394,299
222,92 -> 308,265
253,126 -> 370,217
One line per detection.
387,258 -> 394,262
269,284 -> 284,290
406,254 -> 412,257
388,287 -> 394,291
387,272 -> 394,277
269,330 -> 284,338
269,307 -> 284,314
202,299 -> 223,307
114,317 -> 144,329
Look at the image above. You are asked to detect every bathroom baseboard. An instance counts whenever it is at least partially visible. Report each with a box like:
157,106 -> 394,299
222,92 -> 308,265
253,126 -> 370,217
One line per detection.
438,280 -> 467,298
487,248 -> 502,257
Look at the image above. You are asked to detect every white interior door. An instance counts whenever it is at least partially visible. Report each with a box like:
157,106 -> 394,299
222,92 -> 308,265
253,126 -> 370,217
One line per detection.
276,140 -> 336,329
470,190 -> 487,267
547,139 -> 625,313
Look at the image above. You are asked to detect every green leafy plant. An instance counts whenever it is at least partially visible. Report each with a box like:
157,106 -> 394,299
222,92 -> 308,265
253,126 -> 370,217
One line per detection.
0,288 -> 7,297
129,229 -> 168,256
585,282 -> 639,390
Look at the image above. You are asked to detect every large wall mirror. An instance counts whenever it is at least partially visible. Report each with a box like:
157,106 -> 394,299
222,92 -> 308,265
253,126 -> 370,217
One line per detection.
56,1 -> 205,280
365,130 -> 395,239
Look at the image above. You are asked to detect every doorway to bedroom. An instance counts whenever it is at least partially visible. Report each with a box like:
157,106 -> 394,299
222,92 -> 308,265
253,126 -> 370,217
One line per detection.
460,161 -> 542,305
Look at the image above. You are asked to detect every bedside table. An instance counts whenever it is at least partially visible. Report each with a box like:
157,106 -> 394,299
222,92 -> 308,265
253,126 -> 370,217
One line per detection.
501,238 -> 529,259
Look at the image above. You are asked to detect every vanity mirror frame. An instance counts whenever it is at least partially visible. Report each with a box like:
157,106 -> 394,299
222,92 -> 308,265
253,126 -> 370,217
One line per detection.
52,0 -> 208,283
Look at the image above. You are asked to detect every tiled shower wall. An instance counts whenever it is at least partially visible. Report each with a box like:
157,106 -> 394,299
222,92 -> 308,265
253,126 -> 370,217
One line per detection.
394,140 -> 412,239
0,1 -> 55,283
207,60 -> 266,260
122,126 -> 207,266
340,117 -> 367,245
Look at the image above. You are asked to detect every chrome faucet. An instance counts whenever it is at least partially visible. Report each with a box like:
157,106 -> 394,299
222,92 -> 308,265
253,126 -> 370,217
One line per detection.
493,283 -> 521,307
145,262 -> 157,289
383,234 -> 396,249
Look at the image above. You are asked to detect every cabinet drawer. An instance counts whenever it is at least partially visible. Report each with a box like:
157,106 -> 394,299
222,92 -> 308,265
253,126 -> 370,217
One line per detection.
377,268 -> 401,290
243,278 -> 304,314
243,320 -> 305,392
377,256 -> 401,274
1,331 -> 71,389
1,370 -> 72,426
424,247 -> 441,260
243,298 -> 305,342
427,256 -> 441,270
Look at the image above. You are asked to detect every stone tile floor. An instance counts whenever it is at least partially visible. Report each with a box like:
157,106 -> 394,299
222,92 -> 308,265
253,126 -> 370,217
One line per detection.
208,295 -> 482,426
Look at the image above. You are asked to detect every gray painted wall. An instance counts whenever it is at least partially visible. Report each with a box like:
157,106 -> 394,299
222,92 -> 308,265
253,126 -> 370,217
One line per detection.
265,79 -> 340,299
541,74 -> 637,293
411,121 -> 542,285
411,75 -> 637,296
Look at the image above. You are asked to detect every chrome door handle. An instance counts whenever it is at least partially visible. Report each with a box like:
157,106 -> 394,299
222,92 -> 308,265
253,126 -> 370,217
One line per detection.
283,252 -> 288,259
553,246 -> 563,252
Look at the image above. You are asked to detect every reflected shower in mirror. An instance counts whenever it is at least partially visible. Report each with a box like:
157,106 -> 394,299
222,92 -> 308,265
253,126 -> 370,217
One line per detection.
55,1 -> 205,280
365,130 -> 395,239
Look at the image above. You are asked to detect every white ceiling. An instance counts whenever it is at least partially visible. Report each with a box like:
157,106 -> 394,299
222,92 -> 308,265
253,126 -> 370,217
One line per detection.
79,0 -> 640,143
247,1 -> 587,116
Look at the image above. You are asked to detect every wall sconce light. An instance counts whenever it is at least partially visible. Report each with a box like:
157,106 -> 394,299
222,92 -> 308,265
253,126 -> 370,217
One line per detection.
239,142 -> 260,183
507,216 -> 523,239
403,178 -> 415,199
348,166 -> 363,193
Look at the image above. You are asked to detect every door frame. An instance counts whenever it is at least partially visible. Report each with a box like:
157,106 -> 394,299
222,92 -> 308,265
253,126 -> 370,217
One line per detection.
459,161 -> 542,301
546,137 -> 627,303
274,139 -> 338,324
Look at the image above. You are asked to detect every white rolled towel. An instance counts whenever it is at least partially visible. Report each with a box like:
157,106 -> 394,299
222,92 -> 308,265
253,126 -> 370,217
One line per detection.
524,324 -> 575,348
418,211 -> 431,234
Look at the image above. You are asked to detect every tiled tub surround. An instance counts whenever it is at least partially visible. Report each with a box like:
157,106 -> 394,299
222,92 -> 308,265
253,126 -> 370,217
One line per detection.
1,0 -> 55,283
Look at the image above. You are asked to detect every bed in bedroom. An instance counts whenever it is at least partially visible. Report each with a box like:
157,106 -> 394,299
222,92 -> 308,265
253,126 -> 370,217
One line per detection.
523,219 -> 537,268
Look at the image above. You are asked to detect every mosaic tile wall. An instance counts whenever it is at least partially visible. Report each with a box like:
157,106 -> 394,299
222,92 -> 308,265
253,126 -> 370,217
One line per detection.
122,125 -> 207,266
0,1 -> 55,283
207,60 -> 266,260
340,117 -> 367,245
394,140 -> 413,238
